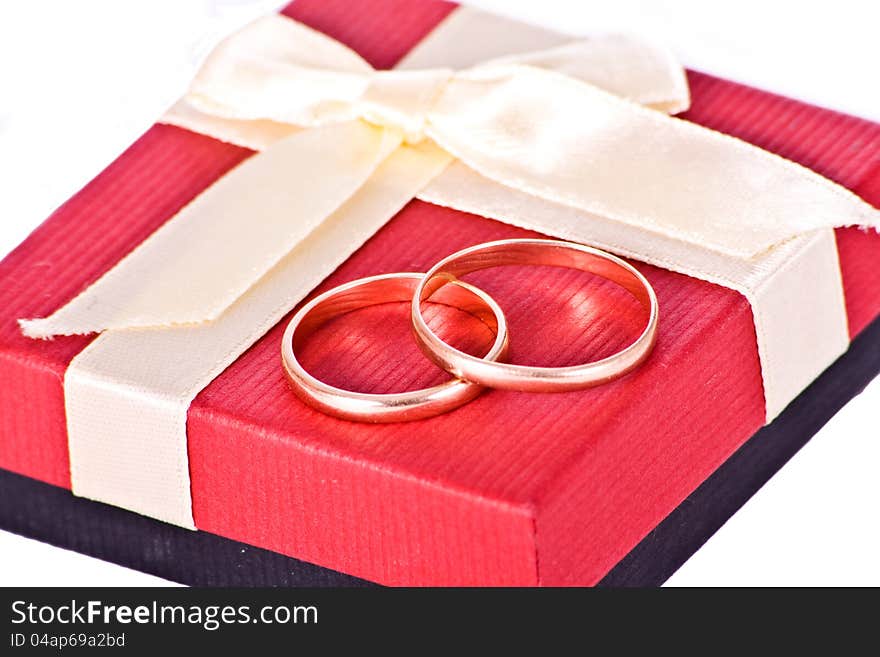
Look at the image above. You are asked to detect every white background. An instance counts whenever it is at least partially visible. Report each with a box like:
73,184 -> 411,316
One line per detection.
0,0 -> 877,586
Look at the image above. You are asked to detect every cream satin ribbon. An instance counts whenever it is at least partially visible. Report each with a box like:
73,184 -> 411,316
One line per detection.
20,8 -> 879,528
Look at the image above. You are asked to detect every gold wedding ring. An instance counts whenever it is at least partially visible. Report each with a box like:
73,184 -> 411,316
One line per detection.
411,239 -> 658,392
281,272 -> 509,423
282,239 -> 658,421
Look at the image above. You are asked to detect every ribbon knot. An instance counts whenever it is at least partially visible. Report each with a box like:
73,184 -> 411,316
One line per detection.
361,68 -> 454,144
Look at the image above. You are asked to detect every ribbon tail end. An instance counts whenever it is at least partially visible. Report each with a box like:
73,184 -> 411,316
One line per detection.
19,317 -> 65,341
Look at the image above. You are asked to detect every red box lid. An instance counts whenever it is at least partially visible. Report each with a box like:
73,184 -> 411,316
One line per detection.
1,0 -> 878,585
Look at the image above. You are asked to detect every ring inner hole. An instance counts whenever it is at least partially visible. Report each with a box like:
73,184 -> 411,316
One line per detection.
427,261 -> 649,368
297,298 -> 497,394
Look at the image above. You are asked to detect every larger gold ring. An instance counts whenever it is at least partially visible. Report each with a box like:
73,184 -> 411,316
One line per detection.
410,239 -> 658,392
281,272 -> 509,422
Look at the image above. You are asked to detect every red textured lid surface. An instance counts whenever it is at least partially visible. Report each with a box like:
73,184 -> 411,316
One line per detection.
0,0 -> 878,585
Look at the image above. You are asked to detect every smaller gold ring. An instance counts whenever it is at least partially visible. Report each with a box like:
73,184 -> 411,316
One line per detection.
281,272 -> 509,422
411,239 -> 659,392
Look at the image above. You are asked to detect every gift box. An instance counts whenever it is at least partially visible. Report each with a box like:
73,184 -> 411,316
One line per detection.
1,0 -> 878,586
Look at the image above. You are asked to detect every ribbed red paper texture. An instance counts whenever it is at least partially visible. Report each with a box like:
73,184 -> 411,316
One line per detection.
0,0 -> 878,585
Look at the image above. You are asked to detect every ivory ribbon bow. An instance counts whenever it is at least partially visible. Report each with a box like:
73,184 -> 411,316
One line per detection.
19,12 -> 879,528
23,14 -> 878,339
